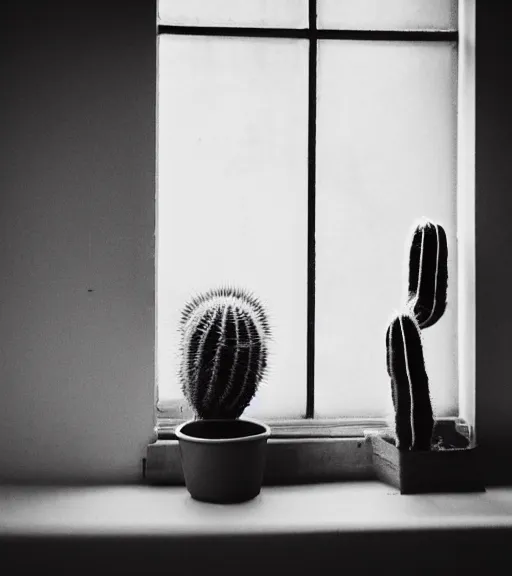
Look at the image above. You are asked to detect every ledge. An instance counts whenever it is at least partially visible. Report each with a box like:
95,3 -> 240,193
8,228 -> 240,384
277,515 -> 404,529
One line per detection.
1,483 -> 511,574
145,437 -> 373,484
145,420 -> 473,486
1,482 -> 511,535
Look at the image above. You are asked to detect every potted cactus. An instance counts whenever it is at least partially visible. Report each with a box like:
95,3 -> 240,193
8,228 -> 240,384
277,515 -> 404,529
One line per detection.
370,220 -> 484,493
174,287 -> 271,503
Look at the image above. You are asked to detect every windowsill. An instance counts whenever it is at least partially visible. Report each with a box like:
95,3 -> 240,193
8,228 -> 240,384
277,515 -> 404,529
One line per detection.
1,482 -> 511,535
1,482 -> 511,573
145,420 -> 472,485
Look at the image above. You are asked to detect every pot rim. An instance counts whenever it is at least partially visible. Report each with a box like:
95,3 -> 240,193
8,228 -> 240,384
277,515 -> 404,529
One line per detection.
175,417 -> 271,445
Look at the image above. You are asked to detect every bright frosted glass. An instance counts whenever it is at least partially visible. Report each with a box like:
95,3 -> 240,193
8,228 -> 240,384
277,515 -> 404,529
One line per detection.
158,0 -> 308,28
157,36 -> 309,419
318,0 -> 458,31
315,41 -> 458,419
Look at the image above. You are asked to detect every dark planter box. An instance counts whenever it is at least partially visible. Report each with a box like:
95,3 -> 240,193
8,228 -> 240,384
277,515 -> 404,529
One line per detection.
370,435 -> 485,494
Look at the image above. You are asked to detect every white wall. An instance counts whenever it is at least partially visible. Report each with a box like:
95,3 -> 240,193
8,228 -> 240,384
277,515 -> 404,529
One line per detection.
0,0 -> 156,482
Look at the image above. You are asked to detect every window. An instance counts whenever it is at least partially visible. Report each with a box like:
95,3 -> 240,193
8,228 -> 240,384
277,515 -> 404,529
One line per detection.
155,1 -> 473,439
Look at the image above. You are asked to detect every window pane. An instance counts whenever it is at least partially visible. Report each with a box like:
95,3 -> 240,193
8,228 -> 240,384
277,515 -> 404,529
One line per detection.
157,36 -> 308,419
318,0 -> 458,31
315,41 -> 458,418
158,0 -> 308,28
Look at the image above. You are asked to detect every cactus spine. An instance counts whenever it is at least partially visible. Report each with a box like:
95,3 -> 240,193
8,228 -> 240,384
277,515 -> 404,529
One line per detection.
407,219 -> 448,329
386,313 -> 434,451
179,288 -> 270,420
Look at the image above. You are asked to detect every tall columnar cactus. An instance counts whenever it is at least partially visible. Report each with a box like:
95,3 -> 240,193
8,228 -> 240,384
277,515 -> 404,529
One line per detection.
386,312 -> 434,451
179,288 -> 270,420
407,219 -> 448,329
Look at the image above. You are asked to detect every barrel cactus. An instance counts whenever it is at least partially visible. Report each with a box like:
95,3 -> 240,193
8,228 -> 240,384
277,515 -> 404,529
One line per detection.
407,219 -> 448,329
179,287 -> 270,419
386,312 -> 434,451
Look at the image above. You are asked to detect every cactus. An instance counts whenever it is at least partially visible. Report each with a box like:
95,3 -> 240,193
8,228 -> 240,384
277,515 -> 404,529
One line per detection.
179,287 -> 270,420
386,312 -> 434,451
407,219 -> 448,329
384,219 -> 449,450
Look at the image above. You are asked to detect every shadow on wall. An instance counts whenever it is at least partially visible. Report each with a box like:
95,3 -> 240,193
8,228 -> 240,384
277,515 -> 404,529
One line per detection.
475,1 -> 512,483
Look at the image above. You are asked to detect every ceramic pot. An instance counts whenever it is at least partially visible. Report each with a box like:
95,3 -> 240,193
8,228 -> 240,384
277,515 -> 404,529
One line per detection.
175,418 -> 271,503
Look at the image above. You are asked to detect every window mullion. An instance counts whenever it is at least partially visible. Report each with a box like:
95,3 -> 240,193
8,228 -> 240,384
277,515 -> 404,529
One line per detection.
306,0 -> 317,419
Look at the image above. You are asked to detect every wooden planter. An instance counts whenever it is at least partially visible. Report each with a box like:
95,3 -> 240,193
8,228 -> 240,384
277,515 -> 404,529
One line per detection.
370,435 -> 485,494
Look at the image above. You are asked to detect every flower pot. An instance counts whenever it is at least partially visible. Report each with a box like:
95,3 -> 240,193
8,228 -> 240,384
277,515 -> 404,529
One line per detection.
175,418 -> 271,503
369,434 -> 485,494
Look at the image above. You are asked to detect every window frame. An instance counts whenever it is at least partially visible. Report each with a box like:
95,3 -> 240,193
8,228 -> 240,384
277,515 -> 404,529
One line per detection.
150,0 -> 475,476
